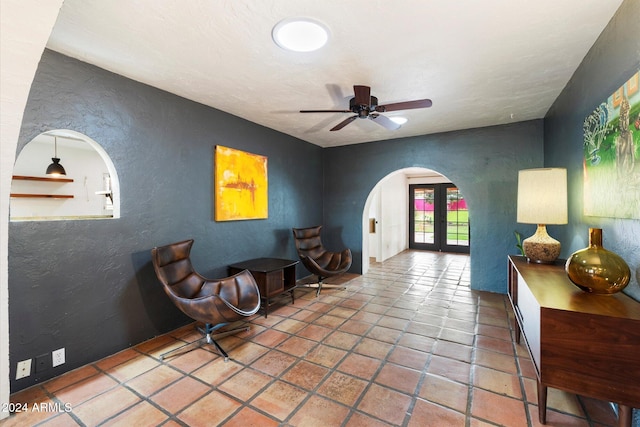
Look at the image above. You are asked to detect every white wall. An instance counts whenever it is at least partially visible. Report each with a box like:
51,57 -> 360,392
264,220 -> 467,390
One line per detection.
407,175 -> 451,185
368,191 -> 380,260
0,0 -> 65,418
379,173 -> 408,262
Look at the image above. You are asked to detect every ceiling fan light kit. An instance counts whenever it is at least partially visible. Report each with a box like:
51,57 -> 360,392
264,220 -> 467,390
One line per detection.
272,18 -> 329,52
390,117 -> 408,125
300,85 -> 432,131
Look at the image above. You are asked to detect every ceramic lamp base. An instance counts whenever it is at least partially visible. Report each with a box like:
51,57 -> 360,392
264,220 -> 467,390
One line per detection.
523,224 -> 561,264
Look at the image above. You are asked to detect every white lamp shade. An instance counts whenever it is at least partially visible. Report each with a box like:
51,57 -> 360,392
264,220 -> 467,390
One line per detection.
517,168 -> 567,225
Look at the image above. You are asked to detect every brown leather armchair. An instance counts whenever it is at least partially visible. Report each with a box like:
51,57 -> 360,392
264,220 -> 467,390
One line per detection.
292,225 -> 352,296
151,239 -> 260,361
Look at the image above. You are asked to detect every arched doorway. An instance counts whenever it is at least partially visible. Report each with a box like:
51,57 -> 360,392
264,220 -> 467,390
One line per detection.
362,167 -> 470,274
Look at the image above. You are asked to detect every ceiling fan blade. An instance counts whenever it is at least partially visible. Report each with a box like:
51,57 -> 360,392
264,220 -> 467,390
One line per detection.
300,109 -> 352,113
353,85 -> 371,106
376,98 -> 432,112
330,115 -> 358,131
369,113 -> 401,130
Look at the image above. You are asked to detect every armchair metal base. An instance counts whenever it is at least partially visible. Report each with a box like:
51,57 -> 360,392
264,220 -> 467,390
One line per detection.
297,276 -> 346,297
160,323 -> 249,362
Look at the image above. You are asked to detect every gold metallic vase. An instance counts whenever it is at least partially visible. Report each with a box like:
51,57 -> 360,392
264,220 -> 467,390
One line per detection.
565,228 -> 630,294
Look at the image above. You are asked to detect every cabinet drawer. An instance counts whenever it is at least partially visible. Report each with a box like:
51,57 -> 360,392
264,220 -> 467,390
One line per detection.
265,270 -> 284,295
517,273 -> 541,373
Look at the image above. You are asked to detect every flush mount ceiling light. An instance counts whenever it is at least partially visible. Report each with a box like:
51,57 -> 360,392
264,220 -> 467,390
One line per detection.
272,18 -> 329,52
390,117 -> 408,125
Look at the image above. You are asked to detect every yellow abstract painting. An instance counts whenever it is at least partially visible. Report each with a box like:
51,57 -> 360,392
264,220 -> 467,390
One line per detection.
215,145 -> 268,221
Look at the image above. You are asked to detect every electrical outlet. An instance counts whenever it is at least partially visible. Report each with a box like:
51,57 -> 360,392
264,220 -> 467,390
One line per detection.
35,353 -> 51,373
16,359 -> 32,379
52,348 -> 65,367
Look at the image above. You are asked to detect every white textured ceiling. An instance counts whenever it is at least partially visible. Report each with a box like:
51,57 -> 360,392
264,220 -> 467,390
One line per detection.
46,0 -> 623,148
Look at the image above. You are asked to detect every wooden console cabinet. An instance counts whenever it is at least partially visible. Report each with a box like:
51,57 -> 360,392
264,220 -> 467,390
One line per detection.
508,256 -> 640,426
228,258 -> 298,317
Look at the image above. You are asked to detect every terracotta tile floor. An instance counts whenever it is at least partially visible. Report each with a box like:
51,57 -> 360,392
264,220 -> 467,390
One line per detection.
2,250 -> 628,426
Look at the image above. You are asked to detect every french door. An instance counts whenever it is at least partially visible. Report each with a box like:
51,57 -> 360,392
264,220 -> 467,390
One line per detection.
409,183 -> 470,253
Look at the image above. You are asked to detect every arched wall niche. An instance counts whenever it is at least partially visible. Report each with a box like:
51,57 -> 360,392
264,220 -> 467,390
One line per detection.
10,129 -> 120,220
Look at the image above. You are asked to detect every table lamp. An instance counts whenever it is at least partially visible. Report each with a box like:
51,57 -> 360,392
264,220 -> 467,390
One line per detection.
517,168 -> 567,263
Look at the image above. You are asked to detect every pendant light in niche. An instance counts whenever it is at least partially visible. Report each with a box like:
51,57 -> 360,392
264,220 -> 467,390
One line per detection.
46,136 -> 66,176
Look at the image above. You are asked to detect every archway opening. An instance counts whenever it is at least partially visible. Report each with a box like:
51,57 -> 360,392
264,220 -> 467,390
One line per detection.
361,167 -> 470,274
10,130 -> 120,220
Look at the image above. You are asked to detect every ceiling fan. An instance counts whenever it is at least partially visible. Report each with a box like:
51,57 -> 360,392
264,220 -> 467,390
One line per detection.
300,85 -> 432,131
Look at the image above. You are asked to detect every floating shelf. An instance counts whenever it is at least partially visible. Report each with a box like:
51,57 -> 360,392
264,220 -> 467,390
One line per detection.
10,193 -> 74,199
12,175 -> 74,183
11,175 -> 74,199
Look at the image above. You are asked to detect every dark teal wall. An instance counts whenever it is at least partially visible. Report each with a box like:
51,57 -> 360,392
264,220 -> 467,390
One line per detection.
322,120 -> 544,293
545,0 -> 640,302
9,50 -> 323,391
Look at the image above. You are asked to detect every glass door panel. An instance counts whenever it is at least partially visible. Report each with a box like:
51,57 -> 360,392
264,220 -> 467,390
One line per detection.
410,184 -> 437,251
413,187 -> 435,244
443,186 -> 470,252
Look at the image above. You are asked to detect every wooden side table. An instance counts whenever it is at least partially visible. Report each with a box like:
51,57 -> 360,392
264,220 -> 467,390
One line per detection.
229,258 -> 299,317
507,255 -> 640,427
